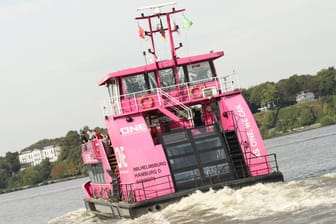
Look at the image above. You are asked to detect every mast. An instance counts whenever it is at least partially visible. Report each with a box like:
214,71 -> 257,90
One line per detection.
135,2 -> 185,62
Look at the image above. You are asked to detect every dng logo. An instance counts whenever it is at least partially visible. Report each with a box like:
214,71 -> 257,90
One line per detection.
120,123 -> 147,135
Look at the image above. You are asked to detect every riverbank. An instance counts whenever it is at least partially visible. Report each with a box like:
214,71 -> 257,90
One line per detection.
265,123 -> 322,139
255,96 -> 336,139
0,174 -> 86,194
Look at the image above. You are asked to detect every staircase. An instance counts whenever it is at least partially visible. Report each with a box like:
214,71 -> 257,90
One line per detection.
224,130 -> 249,179
108,153 -> 118,171
107,153 -> 120,200
159,89 -> 193,121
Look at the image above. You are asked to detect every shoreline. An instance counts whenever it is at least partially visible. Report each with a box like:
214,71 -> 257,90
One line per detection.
264,123 -> 322,139
0,174 -> 86,194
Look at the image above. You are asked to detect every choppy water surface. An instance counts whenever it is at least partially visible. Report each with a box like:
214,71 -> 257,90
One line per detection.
2,125 -> 336,224
50,173 -> 336,224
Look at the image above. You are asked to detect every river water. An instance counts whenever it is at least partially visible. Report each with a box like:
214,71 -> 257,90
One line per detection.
1,125 -> 336,224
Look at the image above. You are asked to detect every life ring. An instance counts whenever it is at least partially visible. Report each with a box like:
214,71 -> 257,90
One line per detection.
139,96 -> 154,109
189,86 -> 203,98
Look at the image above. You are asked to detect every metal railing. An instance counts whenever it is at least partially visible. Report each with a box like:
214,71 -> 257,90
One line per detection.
252,153 -> 280,175
119,175 -> 174,203
158,88 -> 193,120
115,154 -> 279,203
221,110 -> 264,168
235,153 -> 280,177
102,73 -> 239,117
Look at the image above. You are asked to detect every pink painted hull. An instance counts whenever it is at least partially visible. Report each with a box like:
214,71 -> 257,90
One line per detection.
220,93 -> 272,176
105,115 -> 174,201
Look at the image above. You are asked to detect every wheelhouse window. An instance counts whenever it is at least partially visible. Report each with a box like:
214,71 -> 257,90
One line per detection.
107,78 -> 120,102
147,72 -> 157,90
159,68 -> 175,88
123,72 -> 157,96
177,66 -> 188,84
124,74 -> 145,94
187,61 -> 214,83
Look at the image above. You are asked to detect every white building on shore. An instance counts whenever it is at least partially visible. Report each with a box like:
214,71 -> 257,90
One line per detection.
296,91 -> 315,103
19,145 -> 61,168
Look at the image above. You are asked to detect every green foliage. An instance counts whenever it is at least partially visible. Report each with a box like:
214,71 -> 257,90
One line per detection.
244,67 -> 336,108
7,172 -> 23,189
50,161 -> 67,179
0,152 -> 21,189
257,111 -> 276,129
246,66 -> 336,138
0,126 -> 103,192
5,152 -> 21,173
255,95 -> 336,137
38,159 -> 52,180
314,67 -> 336,97
22,167 -> 41,186
58,130 -> 80,161
320,115 -> 335,126
57,130 -> 84,177
298,107 -> 315,126
0,168 -> 9,189
26,138 -> 61,151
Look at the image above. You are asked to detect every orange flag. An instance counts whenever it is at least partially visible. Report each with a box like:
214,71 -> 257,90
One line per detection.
159,17 -> 166,40
138,25 -> 145,39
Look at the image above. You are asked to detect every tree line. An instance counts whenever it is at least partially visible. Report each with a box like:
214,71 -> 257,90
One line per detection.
254,95 -> 336,138
0,126 -> 106,193
242,66 -> 336,138
242,66 -> 336,112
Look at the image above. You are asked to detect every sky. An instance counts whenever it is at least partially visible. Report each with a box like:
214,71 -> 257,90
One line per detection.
1,0 -> 336,156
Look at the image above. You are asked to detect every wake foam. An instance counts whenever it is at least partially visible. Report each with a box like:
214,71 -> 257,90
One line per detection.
48,209 -> 101,224
49,173 -> 336,224
129,172 -> 336,223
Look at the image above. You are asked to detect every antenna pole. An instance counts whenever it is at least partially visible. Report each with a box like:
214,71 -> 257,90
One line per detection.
135,5 -> 185,62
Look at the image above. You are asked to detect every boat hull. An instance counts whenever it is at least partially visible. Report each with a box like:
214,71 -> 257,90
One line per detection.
84,171 -> 284,219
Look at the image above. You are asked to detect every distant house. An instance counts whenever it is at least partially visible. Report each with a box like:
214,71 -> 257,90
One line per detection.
19,145 -> 61,169
296,91 -> 315,104
257,102 -> 276,112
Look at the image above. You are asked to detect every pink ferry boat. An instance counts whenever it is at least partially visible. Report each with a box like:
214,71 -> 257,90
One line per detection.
81,3 -> 283,219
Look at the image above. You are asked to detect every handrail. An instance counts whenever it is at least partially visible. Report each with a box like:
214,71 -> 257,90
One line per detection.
102,73 -> 239,117
116,153 -> 279,203
245,153 -> 279,175
119,175 -> 174,203
223,110 -> 255,167
158,88 -> 193,120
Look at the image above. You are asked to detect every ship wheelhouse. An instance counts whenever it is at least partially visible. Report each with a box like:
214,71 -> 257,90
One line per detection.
100,52 -> 228,118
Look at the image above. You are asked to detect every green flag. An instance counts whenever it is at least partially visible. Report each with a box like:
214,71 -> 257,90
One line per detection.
183,15 -> 193,30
